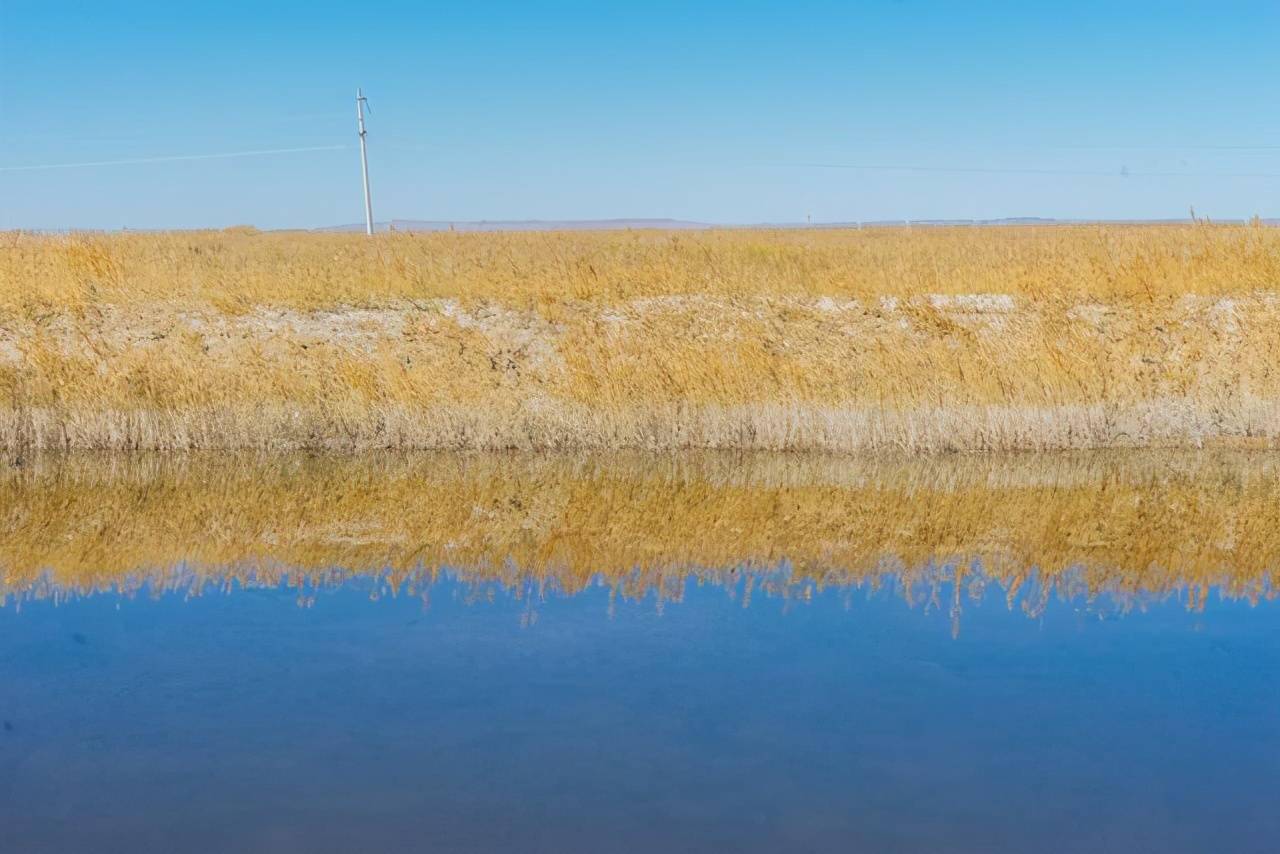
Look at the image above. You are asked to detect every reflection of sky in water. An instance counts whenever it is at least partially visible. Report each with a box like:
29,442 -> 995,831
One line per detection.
4,560 -> 1252,637
1,575 -> 1277,853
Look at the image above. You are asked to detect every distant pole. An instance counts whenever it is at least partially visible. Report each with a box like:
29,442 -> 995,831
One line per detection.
356,88 -> 374,236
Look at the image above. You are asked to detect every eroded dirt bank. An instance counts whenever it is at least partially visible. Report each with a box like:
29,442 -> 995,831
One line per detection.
2,292 -> 1279,452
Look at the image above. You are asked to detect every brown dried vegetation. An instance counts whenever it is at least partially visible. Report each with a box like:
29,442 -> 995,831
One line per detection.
2,225 -> 1279,451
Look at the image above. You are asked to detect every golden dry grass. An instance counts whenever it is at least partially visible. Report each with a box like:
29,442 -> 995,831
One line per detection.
2,225 -> 1280,451
3,451 -> 1277,631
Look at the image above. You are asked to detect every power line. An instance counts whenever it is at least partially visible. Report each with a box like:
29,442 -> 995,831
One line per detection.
1051,144 -> 1280,151
0,145 -> 348,173
795,162 -> 1280,179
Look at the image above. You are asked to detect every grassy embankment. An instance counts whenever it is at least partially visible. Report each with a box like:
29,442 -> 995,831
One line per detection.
2,225 -> 1279,452
2,451 -> 1277,627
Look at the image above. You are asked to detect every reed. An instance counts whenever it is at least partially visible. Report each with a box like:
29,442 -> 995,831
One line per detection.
2,225 -> 1279,452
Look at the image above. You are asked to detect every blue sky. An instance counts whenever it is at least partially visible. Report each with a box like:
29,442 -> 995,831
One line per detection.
1,1 -> 1277,229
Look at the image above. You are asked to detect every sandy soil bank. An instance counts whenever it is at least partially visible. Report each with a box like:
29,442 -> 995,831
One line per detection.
2,291 -> 1279,452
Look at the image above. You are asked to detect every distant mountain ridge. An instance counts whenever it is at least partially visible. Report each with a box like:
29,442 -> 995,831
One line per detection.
316,218 -> 713,233
316,216 -> 1279,233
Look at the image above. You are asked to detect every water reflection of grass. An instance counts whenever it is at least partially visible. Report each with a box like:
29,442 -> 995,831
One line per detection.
2,451 -> 1277,626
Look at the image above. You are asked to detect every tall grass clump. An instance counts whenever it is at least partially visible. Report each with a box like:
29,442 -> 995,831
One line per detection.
2,224 -> 1279,452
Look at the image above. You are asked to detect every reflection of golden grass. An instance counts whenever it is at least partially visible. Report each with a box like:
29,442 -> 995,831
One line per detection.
3,452 -> 1277,626
3,226 -> 1280,451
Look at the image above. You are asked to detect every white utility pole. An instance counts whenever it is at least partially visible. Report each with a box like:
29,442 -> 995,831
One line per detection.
356,88 -> 374,236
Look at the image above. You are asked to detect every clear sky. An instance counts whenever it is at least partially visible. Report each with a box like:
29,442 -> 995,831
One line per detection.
1,1 -> 1277,229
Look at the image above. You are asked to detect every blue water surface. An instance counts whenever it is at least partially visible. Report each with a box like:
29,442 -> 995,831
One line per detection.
0,575 -> 1277,853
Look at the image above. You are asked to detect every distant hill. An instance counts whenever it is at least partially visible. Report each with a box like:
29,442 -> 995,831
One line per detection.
317,218 -> 713,233
313,216 -> 1280,233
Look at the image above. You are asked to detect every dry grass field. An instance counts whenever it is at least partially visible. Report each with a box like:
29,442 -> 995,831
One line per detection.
2,451 -> 1276,629
2,224 -> 1279,452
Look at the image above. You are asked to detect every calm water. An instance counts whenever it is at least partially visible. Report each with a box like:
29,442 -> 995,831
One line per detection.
2,452 -> 1279,852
